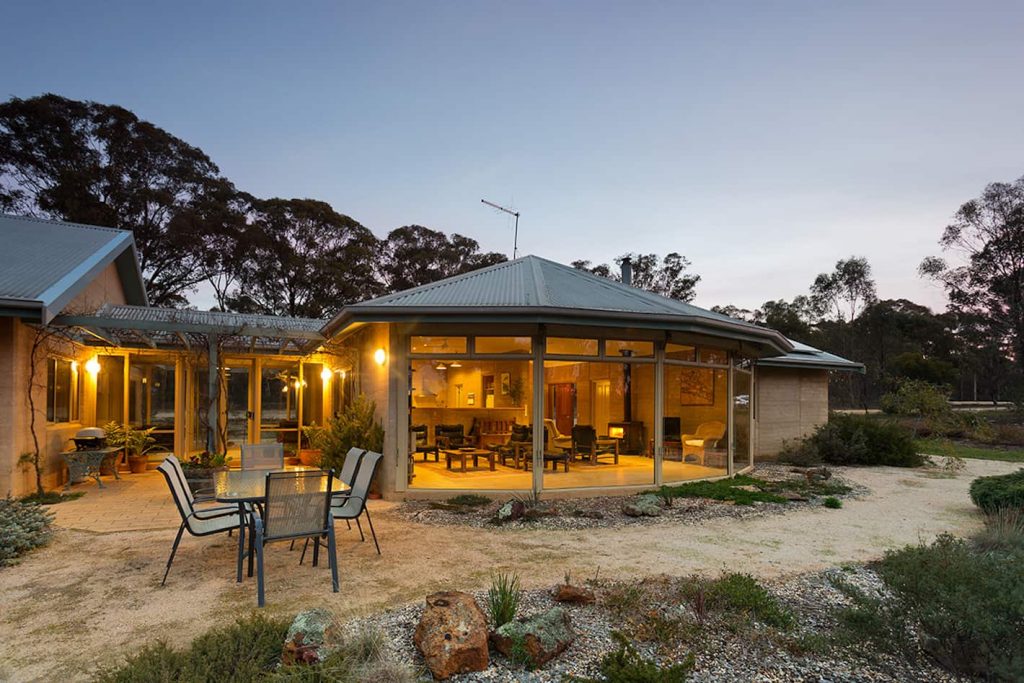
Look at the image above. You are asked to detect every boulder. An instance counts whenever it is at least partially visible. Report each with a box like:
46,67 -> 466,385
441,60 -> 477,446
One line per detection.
413,591 -> 489,679
495,500 -> 525,523
780,491 -> 808,502
491,607 -> 575,668
552,583 -> 595,605
622,494 -> 662,517
805,467 -> 832,482
282,608 -> 339,665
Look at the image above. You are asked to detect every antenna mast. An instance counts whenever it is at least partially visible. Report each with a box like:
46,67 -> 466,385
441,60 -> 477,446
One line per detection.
481,199 -> 520,258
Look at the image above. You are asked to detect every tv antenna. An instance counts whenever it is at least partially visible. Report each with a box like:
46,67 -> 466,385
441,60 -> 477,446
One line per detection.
481,199 -> 520,258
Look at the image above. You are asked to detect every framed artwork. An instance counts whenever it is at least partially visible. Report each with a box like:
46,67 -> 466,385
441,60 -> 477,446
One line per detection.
500,372 -> 511,395
679,367 -> 716,406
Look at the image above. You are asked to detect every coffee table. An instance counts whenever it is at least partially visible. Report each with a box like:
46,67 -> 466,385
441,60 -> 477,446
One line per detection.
444,448 -> 496,472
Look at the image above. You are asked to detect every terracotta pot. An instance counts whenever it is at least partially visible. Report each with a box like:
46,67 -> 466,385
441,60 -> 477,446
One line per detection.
127,454 -> 149,474
298,449 -> 321,467
284,456 -> 301,466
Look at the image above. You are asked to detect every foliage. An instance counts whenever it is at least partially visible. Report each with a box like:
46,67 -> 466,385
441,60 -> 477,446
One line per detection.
704,573 -> 794,630
0,93 -> 242,307
96,615 -> 417,683
569,632 -> 694,683
649,476 -> 787,506
102,422 -> 159,458
973,508 -> 1024,553
0,497 -> 54,566
969,469 -> 1024,513
487,571 -> 522,628
572,252 -> 701,302
823,496 -> 842,509
445,494 -> 491,507
19,491 -> 84,505
779,414 -> 923,468
305,395 -> 385,474
879,379 -> 951,418
810,256 -> 877,323
376,225 -> 507,294
836,534 -> 1024,679
180,450 -> 231,470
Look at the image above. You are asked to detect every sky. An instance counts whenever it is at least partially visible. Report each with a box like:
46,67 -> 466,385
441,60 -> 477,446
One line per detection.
3,0 -> 1023,313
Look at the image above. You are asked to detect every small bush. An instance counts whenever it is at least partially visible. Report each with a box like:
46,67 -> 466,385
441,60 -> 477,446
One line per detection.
19,491 -> 84,505
780,414 -> 923,468
0,497 -> 54,566
487,571 -> 521,628
974,509 -> 1024,553
650,476 -> 787,506
970,469 -> 1024,513
569,631 -> 694,682
880,379 -> 951,418
705,573 -> 794,630
446,494 -> 491,507
823,496 -> 842,509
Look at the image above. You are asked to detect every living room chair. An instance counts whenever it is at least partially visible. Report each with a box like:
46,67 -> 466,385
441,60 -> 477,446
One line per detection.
681,421 -> 727,466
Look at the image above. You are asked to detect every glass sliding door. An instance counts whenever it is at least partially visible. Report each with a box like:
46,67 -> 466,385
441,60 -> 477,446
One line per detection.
128,356 -> 176,453
260,361 -> 301,456
662,347 -> 730,483
224,362 -> 253,455
95,355 -> 125,425
732,365 -> 753,472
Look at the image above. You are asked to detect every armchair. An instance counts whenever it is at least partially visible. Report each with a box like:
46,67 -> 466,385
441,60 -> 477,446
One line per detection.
434,424 -> 467,450
570,425 -> 619,464
681,421 -> 727,466
411,424 -> 438,461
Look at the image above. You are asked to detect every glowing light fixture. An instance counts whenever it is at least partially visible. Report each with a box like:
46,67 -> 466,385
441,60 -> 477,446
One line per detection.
373,348 -> 387,366
449,360 -> 462,368
435,361 -> 447,371
85,357 -> 101,375
320,367 -> 332,382
70,360 -> 78,372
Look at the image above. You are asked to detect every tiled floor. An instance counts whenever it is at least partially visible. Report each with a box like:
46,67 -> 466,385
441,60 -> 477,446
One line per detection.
51,471 -> 182,532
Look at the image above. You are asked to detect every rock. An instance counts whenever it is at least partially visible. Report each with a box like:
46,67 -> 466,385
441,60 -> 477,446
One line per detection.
780,491 -> 808,502
491,607 -> 575,668
413,591 -> 489,679
282,608 -> 339,665
495,500 -> 526,523
805,467 -> 832,482
735,484 -> 761,492
552,583 -> 596,604
622,493 -> 662,517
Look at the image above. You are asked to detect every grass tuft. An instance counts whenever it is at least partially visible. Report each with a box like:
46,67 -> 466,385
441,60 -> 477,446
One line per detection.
487,571 -> 522,628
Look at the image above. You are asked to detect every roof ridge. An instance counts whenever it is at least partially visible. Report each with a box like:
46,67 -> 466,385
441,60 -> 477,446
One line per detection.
353,256 -> 526,306
528,256 -> 549,306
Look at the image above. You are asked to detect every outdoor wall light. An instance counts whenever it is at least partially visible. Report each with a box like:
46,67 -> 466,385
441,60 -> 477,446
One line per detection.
374,348 -> 387,366
320,367 -> 332,382
70,360 -> 78,372
85,357 -> 101,375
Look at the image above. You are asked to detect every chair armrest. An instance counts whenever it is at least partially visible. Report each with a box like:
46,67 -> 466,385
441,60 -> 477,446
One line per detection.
187,507 -> 241,523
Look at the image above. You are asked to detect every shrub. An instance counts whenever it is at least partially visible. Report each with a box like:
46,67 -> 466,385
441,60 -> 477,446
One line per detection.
974,508 -> 1024,553
0,497 -> 54,566
969,469 -> 1024,513
569,631 -> 694,682
880,379 -> 951,418
780,414 -> 923,468
305,394 -> 385,473
705,573 -> 794,630
487,571 -> 521,628
823,496 -> 842,509
446,494 -> 491,507
650,476 -> 787,506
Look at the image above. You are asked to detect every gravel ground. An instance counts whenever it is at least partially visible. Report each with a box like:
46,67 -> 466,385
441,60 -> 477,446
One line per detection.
395,465 -> 868,531
339,566 -> 970,682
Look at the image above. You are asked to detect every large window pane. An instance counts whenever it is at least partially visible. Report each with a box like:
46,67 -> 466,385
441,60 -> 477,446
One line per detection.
733,369 -> 752,471
411,336 -> 467,354
700,347 -> 728,365
543,360 -> 654,489
409,358 -> 532,490
260,362 -> 300,454
129,358 -> 176,452
606,340 -> 654,358
666,343 -> 696,362
662,365 -> 729,482
545,337 -> 598,356
302,363 -> 324,426
475,336 -> 531,354
46,358 -> 72,423
95,355 -> 125,425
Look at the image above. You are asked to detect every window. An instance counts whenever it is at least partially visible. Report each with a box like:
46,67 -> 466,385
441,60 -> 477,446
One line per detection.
129,358 -> 176,452
545,337 -> 598,356
411,336 -> 467,354
95,355 -> 125,425
665,343 -> 696,362
46,358 -> 77,423
475,336 -> 532,354
606,340 -> 654,358
700,347 -> 728,365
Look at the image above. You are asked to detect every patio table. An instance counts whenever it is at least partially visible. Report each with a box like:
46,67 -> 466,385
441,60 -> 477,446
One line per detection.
214,468 -> 346,583
61,447 -> 122,489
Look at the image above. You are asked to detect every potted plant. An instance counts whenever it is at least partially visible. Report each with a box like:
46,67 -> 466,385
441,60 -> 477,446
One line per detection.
179,451 -> 231,493
300,425 -> 325,466
102,422 -> 160,474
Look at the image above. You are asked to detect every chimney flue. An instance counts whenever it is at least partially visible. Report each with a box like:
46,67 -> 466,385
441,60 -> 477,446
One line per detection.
621,257 -> 632,287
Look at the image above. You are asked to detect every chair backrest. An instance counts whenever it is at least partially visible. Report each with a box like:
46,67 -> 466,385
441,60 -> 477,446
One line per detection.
543,418 -> 564,440
262,470 -> 333,541
571,424 -> 597,449
338,447 -> 365,487
435,424 -> 464,438
162,454 -> 195,505
663,417 -> 682,440
157,458 -> 195,527
241,443 -> 284,470
343,450 -> 382,512
410,425 -> 428,446
510,424 -> 531,443
696,421 -> 727,440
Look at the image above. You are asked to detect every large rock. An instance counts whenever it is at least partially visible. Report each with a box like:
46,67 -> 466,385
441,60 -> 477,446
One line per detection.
282,608 -> 339,665
491,607 -> 575,668
413,591 -> 489,679
495,499 -> 526,523
552,583 -> 595,605
622,493 -> 662,517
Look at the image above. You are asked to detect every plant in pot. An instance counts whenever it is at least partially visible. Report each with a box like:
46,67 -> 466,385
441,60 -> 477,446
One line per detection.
102,422 -> 159,474
298,426 -> 323,467
179,450 -> 231,494
312,395 -> 385,496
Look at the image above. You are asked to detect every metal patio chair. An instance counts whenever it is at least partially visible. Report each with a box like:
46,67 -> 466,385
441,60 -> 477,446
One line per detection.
255,470 -> 338,607
241,443 -> 285,470
157,458 -> 248,586
303,450 -> 383,558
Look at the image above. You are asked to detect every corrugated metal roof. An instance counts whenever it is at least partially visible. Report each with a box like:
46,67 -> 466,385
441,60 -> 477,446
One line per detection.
0,213 -> 146,320
98,305 -> 324,334
757,339 -> 864,372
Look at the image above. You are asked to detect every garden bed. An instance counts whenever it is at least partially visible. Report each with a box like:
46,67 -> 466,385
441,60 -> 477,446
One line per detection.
396,465 -> 866,531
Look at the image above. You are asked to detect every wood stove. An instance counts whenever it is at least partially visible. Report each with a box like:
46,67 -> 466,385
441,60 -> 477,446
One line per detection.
607,421 -> 645,454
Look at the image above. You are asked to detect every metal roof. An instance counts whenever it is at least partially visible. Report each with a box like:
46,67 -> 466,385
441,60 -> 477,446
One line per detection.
326,255 -> 794,354
756,339 -> 865,373
0,213 -> 148,321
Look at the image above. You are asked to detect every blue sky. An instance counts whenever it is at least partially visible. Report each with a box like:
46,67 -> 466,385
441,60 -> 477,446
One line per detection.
3,0 -> 1023,311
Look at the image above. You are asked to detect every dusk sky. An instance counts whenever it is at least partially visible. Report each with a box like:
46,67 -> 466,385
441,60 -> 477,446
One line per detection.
4,0 -> 1023,312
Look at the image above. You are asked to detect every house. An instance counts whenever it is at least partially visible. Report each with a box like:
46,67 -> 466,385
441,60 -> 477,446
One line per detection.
0,214 -> 862,498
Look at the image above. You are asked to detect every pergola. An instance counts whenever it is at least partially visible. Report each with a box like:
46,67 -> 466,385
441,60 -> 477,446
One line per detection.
53,304 -> 328,452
